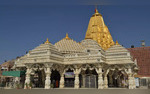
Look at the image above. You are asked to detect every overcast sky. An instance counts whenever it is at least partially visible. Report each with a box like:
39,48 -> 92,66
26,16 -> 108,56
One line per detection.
0,0 -> 150,64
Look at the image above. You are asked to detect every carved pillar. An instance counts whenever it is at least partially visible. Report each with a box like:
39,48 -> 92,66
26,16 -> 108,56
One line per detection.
74,74 -> 79,89
74,68 -> 81,89
104,76 -> 108,88
103,69 -> 109,89
24,68 -> 31,89
59,72 -> 65,88
132,75 -> 136,89
96,67 -> 103,89
45,67 -> 51,89
128,68 -> 133,89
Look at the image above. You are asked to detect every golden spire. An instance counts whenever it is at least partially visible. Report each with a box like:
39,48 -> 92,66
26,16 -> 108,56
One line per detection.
45,38 -> 50,44
116,40 -> 119,45
64,33 -> 71,40
85,8 -> 114,50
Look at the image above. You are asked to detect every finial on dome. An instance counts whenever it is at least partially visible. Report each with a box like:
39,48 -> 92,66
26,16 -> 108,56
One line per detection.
45,38 -> 50,44
116,40 -> 119,45
64,33 -> 71,40
95,5 -> 99,13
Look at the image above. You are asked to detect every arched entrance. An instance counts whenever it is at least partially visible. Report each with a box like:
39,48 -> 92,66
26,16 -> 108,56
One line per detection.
30,64 -> 45,88
31,69 -> 45,88
107,69 -> 128,88
80,69 -> 98,88
64,69 -> 74,87
51,70 -> 60,88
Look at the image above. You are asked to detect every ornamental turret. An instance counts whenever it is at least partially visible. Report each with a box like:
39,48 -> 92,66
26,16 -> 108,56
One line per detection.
85,8 -> 115,50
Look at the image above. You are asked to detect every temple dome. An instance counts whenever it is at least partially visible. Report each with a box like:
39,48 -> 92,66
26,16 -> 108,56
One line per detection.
85,9 -> 114,50
54,34 -> 85,54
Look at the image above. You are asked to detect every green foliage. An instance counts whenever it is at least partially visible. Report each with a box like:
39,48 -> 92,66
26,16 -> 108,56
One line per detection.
51,84 -> 54,88
16,83 -> 20,89
29,82 -> 32,88
25,83 -> 28,88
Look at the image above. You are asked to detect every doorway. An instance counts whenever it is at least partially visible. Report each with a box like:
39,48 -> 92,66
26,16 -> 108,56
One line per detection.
64,69 -> 74,87
31,69 -> 45,88
108,70 -> 128,88
51,70 -> 60,88
81,69 -> 98,88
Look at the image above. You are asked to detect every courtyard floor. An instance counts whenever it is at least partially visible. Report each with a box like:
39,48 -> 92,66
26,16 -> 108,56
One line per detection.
0,89 -> 150,94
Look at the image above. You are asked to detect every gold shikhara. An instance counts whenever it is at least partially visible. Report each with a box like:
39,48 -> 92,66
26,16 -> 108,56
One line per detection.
85,8 -> 115,50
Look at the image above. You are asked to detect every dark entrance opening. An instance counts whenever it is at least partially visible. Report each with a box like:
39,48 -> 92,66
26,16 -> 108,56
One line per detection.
64,69 -> 74,87
51,70 -> 60,88
108,70 -> 128,88
31,69 -> 45,88
80,69 -> 98,88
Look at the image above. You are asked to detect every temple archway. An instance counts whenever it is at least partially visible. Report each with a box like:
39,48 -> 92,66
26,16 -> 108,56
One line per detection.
80,68 -> 98,88
107,69 -> 128,88
64,68 -> 75,87
30,64 -> 45,88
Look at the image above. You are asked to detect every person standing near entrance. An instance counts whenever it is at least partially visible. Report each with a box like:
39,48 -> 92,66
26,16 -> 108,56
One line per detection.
56,80 -> 58,88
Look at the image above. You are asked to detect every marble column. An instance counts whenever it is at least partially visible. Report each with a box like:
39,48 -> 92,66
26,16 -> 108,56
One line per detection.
132,76 -> 136,89
74,68 -> 81,89
24,68 -> 31,89
96,67 -> 104,89
128,68 -> 133,89
104,76 -> 108,89
98,73 -> 104,89
74,74 -> 79,89
59,73 -> 65,88
45,67 -> 51,89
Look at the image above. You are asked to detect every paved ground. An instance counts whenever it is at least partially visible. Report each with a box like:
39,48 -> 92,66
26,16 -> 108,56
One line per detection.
0,89 -> 150,94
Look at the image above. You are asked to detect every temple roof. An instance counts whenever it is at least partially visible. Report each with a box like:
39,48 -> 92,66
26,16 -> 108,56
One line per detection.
85,8 -> 114,50
81,39 -> 104,52
54,34 -> 85,54
16,38 -> 63,65
106,44 -> 135,64
1,60 -> 15,68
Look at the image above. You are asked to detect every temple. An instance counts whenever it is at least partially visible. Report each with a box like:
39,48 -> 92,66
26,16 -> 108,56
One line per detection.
13,8 -> 138,89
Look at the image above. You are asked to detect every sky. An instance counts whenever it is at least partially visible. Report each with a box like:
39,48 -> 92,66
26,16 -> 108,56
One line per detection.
0,0 -> 150,64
